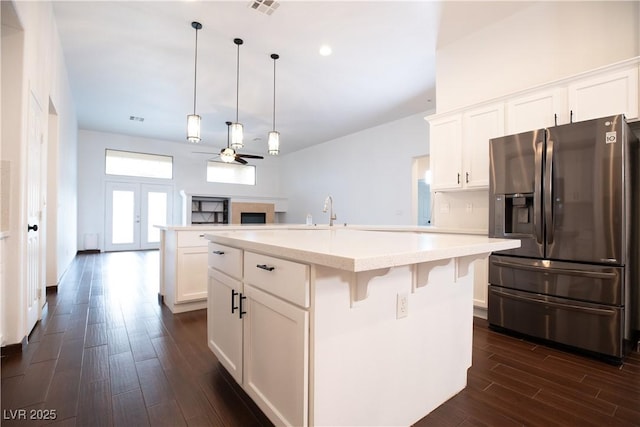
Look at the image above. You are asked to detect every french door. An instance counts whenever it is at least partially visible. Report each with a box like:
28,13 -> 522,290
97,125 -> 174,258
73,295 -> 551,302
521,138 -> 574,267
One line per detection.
105,182 -> 172,251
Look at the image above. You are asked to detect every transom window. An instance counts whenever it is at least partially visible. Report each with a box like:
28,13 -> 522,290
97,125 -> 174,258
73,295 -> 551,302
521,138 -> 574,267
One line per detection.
206,161 -> 255,185
105,149 -> 173,179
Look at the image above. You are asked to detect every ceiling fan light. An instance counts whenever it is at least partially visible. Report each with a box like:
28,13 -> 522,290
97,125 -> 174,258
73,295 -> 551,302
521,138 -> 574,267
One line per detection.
221,148 -> 236,163
268,130 -> 280,155
187,114 -> 201,143
230,122 -> 244,149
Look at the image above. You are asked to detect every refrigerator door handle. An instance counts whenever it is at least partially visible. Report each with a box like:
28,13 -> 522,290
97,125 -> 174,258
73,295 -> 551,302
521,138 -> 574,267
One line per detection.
491,288 -> 617,316
491,259 -> 617,279
545,138 -> 554,245
534,141 -> 544,245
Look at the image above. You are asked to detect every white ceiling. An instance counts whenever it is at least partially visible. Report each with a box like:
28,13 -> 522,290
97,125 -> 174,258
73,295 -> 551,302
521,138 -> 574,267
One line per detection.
51,1 -> 532,156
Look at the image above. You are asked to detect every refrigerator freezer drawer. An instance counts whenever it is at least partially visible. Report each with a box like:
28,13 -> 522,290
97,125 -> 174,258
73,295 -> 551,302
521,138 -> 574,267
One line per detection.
489,255 -> 623,305
488,286 -> 623,359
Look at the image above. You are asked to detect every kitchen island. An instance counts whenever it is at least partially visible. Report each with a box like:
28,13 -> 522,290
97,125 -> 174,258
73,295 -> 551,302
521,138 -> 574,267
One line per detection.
204,228 -> 519,426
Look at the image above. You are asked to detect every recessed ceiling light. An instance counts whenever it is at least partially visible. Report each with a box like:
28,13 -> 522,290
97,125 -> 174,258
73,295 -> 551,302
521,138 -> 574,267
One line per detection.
319,45 -> 332,56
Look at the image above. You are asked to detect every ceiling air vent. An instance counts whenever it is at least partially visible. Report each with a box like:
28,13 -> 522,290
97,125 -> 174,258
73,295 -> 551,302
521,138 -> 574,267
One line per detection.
247,0 -> 280,16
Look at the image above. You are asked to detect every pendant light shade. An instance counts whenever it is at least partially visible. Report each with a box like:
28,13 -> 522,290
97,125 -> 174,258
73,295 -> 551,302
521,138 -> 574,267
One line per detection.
187,21 -> 203,143
221,121 -> 236,163
231,38 -> 244,149
268,53 -> 280,155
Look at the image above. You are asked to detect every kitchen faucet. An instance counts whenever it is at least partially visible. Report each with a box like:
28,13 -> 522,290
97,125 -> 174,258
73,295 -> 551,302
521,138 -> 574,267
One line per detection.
323,195 -> 337,226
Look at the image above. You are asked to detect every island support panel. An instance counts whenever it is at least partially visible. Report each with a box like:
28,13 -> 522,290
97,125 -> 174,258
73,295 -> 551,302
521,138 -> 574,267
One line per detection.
311,259 -> 474,426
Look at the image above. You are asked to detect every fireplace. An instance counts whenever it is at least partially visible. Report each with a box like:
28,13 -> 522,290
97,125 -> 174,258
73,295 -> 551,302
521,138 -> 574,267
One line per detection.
231,202 -> 275,224
241,212 -> 266,224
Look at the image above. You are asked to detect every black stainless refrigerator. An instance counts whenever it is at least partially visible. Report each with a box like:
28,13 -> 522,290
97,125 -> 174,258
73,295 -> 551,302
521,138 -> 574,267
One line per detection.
488,114 -> 639,363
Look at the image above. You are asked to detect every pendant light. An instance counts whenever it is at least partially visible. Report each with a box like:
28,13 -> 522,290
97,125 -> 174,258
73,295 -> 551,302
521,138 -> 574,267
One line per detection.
187,21 -> 203,143
268,53 -> 280,155
230,38 -> 244,149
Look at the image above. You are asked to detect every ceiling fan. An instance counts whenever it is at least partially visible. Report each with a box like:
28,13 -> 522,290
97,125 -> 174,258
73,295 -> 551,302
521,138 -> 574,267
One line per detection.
193,121 -> 264,165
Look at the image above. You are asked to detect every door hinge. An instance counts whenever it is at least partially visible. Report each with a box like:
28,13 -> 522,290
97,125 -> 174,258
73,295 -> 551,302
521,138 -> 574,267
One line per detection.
38,289 -> 42,300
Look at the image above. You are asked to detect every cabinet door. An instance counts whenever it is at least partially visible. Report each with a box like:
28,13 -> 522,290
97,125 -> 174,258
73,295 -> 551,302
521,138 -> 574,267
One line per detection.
429,114 -> 462,190
472,258 -> 489,309
462,103 -> 504,188
243,285 -> 309,427
568,66 -> 639,122
176,247 -> 208,302
207,268 -> 243,383
506,87 -> 567,133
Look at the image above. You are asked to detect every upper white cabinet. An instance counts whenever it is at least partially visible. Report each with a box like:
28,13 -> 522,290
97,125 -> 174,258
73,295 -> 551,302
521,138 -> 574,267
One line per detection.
568,66 -> 639,122
506,87 -> 567,134
428,59 -> 640,193
429,115 -> 462,191
429,103 -> 504,191
462,103 -> 505,188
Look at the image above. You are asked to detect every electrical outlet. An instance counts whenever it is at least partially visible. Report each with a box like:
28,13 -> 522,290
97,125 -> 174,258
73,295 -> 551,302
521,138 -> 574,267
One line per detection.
396,292 -> 408,319
466,203 -> 473,213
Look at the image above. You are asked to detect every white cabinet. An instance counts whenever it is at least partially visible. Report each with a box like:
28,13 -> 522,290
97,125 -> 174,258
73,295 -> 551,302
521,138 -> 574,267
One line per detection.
472,258 -> 489,311
243,284 -> 309,427
506,65 -> 638,134
462,103 -> 505,188
207,268 -> 243,383
207,248 -> 310,427
429,102 -> 504,191
506,87 -> 567,134
568,66 -> 639,122
176,247 -> 208,301
161,229 -> 209,313
429,114 -> 462,191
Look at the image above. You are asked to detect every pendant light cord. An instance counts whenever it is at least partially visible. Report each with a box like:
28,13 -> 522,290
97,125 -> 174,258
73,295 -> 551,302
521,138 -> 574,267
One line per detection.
235,41 -> 240,123
193,25 -> 199,115
272,56 -> 276,131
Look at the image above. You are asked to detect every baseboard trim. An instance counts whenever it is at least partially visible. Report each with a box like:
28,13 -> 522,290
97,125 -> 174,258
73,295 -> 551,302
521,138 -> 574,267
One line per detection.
1,335 -> 27,357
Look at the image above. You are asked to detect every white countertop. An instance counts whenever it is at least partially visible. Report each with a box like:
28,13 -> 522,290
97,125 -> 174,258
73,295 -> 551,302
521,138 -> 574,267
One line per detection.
157,223 -> 488,235
204,228 -> 518,272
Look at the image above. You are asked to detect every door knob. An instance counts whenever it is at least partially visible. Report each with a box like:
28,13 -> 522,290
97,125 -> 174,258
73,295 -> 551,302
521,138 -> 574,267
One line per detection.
28,224 -> 38,232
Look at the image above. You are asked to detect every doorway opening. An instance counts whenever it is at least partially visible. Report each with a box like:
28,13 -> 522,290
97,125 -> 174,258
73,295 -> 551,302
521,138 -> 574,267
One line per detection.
412,155 -> 431,226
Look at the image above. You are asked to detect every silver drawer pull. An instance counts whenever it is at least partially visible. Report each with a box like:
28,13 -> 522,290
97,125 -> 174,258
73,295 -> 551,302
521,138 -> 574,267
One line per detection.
212,250 -> 225,255
256,264 -> 275,272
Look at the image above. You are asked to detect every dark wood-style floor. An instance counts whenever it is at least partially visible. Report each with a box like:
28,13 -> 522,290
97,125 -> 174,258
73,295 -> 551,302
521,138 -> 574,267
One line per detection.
1,251 -> 639,427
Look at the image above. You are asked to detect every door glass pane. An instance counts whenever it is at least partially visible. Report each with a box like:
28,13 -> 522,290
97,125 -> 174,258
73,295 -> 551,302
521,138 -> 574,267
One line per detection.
146,191 -> 167,243
112,190 -> 134,244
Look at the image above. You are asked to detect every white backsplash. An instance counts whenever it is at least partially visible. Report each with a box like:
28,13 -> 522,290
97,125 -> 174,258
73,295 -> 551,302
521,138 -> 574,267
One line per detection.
432,190 -> 489,231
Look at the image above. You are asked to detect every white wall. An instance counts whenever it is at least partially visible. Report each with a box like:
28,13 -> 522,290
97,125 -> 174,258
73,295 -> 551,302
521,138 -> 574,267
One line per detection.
432,1 -> 639,231
77,130 -> 284,250
1,0 -> 77,346
281,112 -> 430,225
436,1 -> 640,112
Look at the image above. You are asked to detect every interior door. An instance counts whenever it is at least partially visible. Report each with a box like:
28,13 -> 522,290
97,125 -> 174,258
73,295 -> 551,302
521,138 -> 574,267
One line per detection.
105,182 -> 172,251
545,115 -> 624,264
26,91 -> 44,333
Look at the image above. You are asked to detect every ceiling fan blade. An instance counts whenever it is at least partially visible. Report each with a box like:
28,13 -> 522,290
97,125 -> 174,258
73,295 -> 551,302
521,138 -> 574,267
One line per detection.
234,156 -> 248,165
236,154 -> 264,159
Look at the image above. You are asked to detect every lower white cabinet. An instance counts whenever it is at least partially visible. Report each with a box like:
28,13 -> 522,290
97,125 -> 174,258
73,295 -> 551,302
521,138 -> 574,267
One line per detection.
243,284 -> 309,427
207,268 -> 243,383
176,247 -> 208,301
207,250 -> 310,427
161,230 -> 209,313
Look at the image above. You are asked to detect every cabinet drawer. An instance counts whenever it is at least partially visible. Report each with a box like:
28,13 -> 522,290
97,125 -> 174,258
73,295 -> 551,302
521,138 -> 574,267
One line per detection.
177,231 -> 208,247
209,243 -> 243,279
244,251 -> 309,308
